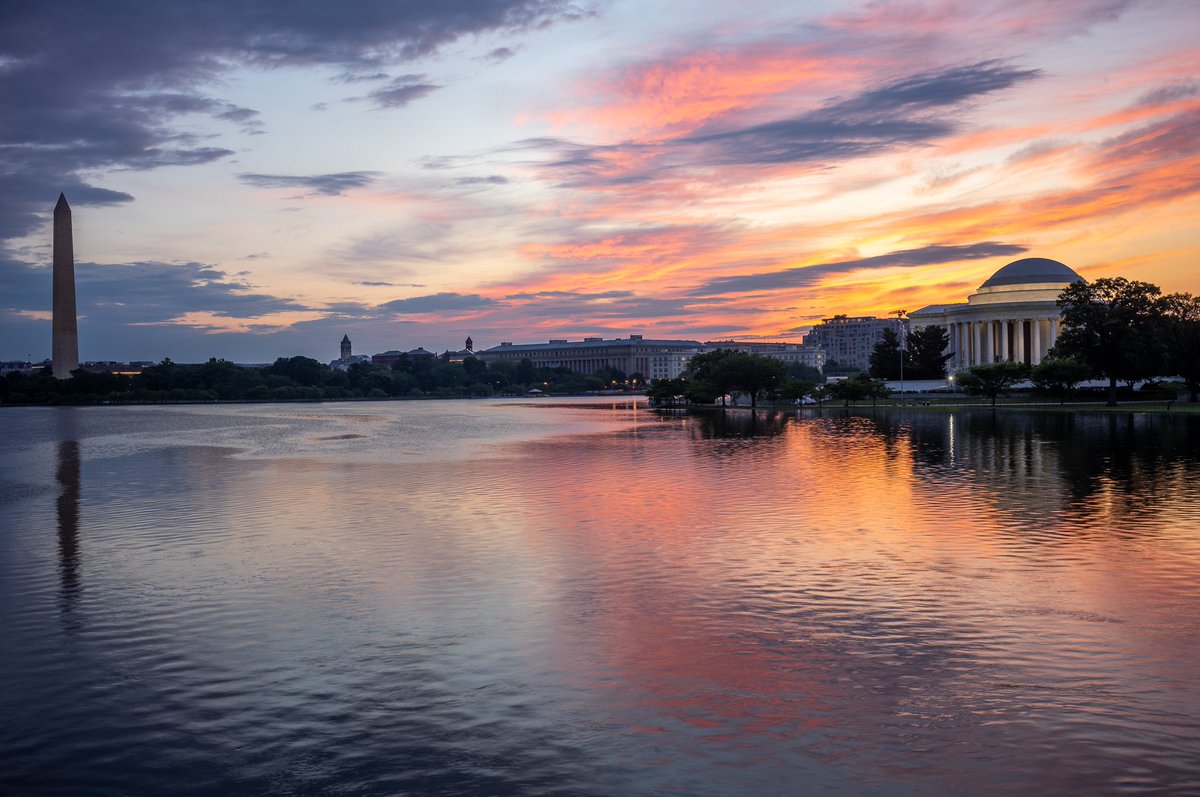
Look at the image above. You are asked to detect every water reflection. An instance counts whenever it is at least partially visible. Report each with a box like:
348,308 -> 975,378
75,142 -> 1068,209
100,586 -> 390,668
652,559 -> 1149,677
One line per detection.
56,427 -> 82,625
687,408 -> 788,439
2,402 -> 1198,795
888,410 -> 1200,516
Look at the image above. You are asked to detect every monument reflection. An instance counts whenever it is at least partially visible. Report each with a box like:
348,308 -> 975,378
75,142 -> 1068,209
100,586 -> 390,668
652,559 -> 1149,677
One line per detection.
55,429 -> 82,623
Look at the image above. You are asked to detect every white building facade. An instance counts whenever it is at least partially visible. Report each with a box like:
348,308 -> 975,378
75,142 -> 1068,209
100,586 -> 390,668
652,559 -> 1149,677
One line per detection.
909,258 -> 1084,371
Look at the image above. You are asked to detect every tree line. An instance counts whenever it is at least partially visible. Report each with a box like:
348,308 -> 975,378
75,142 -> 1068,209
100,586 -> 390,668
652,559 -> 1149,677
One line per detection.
1,353 -> 643,405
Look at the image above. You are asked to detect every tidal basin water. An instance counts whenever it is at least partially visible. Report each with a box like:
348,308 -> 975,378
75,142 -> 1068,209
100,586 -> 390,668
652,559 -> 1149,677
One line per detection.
2,400 -> 1199,796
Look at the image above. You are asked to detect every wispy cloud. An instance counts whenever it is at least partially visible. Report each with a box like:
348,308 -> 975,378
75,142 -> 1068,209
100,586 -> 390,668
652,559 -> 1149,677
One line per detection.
365,74 -> 442,109
692,243 -> 1030,296
239,171 -> 383,197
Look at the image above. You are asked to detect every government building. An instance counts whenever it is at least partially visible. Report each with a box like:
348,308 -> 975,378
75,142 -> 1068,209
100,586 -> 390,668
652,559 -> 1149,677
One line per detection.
475,336 -> 826,380
909,257 -> 1084,371
477,336 -> 706,381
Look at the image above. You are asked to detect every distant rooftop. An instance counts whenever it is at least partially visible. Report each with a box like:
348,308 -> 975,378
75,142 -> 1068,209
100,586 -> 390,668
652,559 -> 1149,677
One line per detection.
481,336 -> 703,353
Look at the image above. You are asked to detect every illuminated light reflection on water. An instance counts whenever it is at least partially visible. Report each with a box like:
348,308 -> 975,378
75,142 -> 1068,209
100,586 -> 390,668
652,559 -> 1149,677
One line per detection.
1,399 -> 1199,795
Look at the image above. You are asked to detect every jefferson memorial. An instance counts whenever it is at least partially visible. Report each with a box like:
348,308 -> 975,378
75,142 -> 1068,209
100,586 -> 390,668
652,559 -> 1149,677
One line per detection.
909,257 -> 1084,372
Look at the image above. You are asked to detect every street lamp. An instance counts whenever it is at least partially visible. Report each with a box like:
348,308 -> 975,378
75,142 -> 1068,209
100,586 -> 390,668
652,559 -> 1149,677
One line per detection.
891,309 -> 908,400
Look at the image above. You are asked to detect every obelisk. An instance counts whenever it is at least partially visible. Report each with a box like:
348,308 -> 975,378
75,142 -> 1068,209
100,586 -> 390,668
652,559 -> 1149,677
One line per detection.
52,193 -> 79,378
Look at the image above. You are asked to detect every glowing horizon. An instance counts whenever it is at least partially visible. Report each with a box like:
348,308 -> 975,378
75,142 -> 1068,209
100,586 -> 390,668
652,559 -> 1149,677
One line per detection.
2,0 -> 1197,362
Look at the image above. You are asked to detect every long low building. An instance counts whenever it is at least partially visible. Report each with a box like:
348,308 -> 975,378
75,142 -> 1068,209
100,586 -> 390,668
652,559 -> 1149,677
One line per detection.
477,335 -> 827,379
477,335 -> 705,380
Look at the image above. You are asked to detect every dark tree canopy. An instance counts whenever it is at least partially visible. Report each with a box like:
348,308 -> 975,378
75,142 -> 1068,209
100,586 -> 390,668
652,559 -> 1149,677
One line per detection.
675,349 -> 788,407
1030,358 -> 1092,405
825,374 -> 891,406
1161,292 -> 1200,402
906,325 -> 952,379
956,362 -> 1028,406
1050,277 -> 1165,405
868,328 -> 903,380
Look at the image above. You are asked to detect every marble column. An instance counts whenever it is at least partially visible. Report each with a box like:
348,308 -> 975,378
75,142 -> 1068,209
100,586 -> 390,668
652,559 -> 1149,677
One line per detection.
1031,318 -> 1042,365
999,320 -> 1009,362
972,321 -> 982,366
1048,318 -> 1059,354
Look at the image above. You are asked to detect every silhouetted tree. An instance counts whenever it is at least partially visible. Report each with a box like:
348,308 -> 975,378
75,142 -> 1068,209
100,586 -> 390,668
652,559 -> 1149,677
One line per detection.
956,362 -> 1028,407
1050,277 -> 1166,406
906,325 -> 952,379
1031,358 -> 1092,405
1161,292 -> 1200,402
869,328 -> 903,379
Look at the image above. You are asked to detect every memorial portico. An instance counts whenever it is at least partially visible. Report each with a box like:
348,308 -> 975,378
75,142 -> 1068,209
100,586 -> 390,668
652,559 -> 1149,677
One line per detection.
909,258 -> 1084,371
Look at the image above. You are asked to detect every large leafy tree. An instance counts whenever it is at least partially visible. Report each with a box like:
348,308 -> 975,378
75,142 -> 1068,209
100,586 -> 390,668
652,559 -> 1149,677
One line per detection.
906,325 -> 952,379
1050,277 -> 1166,406
683,349 -> 736,406
681,349 -> 788,407
956,362 -> 1028,407
1161,292 -> 1200,402
711,351 -> 787,407
1030,358 -> 1092,405
825,374 -> 891,407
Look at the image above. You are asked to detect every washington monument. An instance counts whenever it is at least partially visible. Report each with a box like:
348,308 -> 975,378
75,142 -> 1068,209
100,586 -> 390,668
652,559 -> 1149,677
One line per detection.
52,193 -> 79,379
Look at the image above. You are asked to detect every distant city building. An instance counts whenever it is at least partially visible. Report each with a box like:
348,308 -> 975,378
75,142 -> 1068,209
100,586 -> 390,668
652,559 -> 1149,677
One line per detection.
440,336 -> 478,363
705,341 -> 826,370
372,348 -> 435,366
477,335 -> 705,380
329,334 -> 370,371
805,315 -> 906,371
909,257 -> 1082,370
1,361 -> 38,376
80,362 -> 144,376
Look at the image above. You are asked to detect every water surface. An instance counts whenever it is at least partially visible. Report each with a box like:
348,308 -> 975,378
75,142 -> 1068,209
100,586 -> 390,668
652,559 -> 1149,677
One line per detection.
2,400 -> 1198,795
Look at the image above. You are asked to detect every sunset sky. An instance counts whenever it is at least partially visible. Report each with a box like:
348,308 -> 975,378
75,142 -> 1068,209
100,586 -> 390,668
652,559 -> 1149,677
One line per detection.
2,0 -> 1198,362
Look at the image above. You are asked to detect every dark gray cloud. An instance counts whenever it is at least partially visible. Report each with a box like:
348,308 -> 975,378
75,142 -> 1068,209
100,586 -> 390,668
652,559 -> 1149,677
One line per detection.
693,242 -> 1028,295
691,61 -> 1040,166
670,63 -> 1039,168
333,70 -> 392,84
529,61 -> 1042,183
0,259 -> 304,321
0,0 -> 585,241
832,60 -> 1041,115
482,47 -> 519,63
1136,82 -> 1199,107
239,171 -> 383,197
355,280 -> 426,287
455,175 -> 511,186
505,289 -> 633,300
366,74 -> 442,108
379,292 -> 497,314
502,288 -> 745,323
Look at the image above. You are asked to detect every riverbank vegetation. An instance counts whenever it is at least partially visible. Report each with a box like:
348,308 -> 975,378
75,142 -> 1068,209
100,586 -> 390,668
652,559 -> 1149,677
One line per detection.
1,354 -> 640,406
